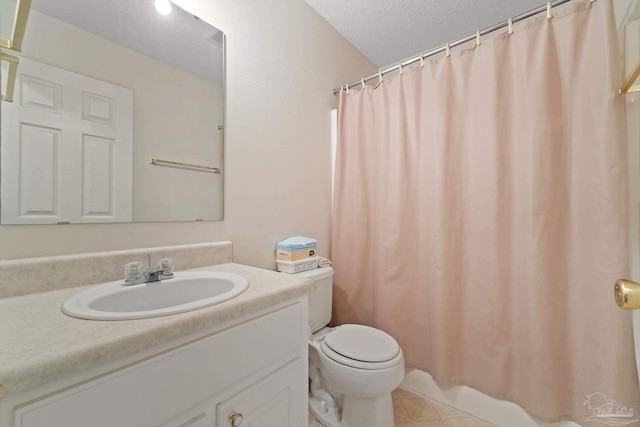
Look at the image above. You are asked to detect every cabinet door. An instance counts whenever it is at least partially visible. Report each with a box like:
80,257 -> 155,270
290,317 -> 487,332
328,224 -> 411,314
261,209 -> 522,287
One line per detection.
160,406 -> 215,427
217,358 -> 306,427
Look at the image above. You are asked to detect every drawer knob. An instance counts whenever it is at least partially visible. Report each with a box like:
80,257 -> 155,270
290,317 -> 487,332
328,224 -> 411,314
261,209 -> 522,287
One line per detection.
229,411 -> 243,427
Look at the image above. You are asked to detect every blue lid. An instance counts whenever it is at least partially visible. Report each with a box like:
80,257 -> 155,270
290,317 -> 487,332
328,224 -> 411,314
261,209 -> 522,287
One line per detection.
276,236 -> 317,251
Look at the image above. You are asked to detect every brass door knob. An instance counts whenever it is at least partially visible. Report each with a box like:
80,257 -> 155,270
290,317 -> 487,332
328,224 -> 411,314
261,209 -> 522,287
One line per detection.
229,411 -> 243,427
614,279 -> 640,309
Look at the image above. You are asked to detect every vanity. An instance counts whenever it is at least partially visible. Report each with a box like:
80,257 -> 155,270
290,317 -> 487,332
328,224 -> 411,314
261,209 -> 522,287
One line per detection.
0,2 -> 311,422
0,243 -> 312,427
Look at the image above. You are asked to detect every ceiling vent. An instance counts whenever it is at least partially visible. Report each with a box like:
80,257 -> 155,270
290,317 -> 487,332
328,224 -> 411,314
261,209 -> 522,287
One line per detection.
208,30 -> 224,46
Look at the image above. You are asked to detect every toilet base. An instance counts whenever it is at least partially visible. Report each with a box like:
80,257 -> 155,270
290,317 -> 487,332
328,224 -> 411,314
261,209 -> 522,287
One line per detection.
309,393 -> 395,427
341,394 -> 395,427
309,395 -> 341,427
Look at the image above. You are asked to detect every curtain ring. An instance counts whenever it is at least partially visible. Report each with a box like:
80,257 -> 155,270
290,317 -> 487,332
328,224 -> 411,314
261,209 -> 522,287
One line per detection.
508,17 -> 513,35
476,30 -> 481,46
546,2 -> 553,19
445,43 -> 451,57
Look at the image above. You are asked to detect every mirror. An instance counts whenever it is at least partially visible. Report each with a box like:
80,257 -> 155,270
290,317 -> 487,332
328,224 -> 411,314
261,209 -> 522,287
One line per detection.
0,0 -> 30,51
0,0 -> 224,224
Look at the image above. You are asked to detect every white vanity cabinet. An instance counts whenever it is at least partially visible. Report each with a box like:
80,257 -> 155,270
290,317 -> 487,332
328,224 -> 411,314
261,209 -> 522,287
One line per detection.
10,302 -> 307,427
216,358 -> 304,427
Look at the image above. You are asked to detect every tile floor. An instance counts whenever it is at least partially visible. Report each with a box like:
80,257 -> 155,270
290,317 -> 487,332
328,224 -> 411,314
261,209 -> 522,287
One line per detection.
309,387 -> 497,427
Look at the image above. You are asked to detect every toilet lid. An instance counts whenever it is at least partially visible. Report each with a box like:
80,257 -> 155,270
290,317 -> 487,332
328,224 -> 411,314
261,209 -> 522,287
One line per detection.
323,324 -> 400,363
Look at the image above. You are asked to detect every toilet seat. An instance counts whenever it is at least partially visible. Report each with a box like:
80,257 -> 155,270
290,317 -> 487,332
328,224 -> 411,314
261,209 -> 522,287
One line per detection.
320,324 -> 401,370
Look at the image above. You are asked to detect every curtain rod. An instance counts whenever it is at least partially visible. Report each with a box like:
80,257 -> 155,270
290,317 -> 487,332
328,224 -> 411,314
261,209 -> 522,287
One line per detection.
333,0 -> 581,94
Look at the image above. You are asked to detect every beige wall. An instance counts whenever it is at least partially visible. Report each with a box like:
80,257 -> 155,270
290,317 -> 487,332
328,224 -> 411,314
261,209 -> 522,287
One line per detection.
0,0 -> 375,270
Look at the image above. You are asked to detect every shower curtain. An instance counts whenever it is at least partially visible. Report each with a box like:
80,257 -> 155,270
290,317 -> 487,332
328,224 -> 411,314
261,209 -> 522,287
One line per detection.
331,0 -> 640,422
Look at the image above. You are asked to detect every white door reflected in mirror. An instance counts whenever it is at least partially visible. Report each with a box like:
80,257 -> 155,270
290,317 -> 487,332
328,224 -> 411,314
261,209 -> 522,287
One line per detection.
1,58 -> 134,224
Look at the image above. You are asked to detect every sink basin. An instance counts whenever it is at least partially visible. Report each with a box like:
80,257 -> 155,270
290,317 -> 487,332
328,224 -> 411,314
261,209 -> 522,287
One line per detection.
62,271 -> 248,320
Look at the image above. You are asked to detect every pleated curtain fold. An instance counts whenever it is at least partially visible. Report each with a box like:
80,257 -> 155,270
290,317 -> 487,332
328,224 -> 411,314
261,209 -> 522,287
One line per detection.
331,0 -> 640,422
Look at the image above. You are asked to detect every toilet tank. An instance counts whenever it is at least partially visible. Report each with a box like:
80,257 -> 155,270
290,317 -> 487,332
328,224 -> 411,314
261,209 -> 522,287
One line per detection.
297,267 -> 334,333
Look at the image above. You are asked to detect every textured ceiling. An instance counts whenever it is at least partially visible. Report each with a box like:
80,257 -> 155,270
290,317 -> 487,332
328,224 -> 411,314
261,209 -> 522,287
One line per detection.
29,0 -> 223,85
29,1 -> 630,86
304,0 -> 550,67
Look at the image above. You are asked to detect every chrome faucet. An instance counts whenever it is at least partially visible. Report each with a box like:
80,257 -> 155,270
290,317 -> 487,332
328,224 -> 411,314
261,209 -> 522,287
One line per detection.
143,265 -> 165,283
124,254 -> 174,285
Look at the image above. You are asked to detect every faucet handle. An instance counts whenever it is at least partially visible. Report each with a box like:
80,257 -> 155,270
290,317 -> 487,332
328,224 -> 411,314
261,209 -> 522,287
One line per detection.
160,258 -> 174,274
124,262 -> 143,281
123,261 -> 145,285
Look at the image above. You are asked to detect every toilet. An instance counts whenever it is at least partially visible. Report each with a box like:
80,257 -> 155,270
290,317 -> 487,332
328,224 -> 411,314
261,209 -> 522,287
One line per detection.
299,267 -> 405,427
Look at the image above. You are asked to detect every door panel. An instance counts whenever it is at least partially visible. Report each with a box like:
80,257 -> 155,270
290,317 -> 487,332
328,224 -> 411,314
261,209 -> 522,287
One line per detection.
18,124 -> 61,220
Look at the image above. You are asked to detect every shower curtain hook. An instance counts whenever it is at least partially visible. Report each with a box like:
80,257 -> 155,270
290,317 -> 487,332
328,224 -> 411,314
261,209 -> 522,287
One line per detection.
399,62 -> 403,75
373,69 -> 383,89
476,30 -> 481,46
547,2 -> 553,19
361,77 -> 366,89
345,84 -> 350,94
508,17 -> 514,35
420,54 -> 425,68
445,43 -> 451,57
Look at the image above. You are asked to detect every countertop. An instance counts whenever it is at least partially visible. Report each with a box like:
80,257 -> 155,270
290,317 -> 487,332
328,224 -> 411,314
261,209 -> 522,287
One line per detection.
0,263 -> 312,398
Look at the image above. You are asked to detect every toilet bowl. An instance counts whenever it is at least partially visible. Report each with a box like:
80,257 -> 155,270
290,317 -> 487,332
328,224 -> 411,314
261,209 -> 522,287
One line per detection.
309,325 -> 405,427
298,268 -> 405,427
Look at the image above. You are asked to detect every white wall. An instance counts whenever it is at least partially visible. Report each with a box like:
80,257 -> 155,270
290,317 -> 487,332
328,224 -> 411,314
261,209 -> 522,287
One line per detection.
0,0 -> 375,270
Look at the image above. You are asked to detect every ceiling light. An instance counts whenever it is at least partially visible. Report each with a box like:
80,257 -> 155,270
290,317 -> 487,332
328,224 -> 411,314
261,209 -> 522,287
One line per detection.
155,0 -> 172,15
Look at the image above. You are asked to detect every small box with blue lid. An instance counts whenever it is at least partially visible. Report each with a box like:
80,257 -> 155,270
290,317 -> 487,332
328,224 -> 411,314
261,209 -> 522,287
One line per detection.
276,236 -> 318,273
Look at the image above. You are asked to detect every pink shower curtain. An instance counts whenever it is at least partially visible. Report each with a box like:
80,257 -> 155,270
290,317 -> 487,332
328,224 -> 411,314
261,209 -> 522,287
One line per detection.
331,0 -> 639,422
